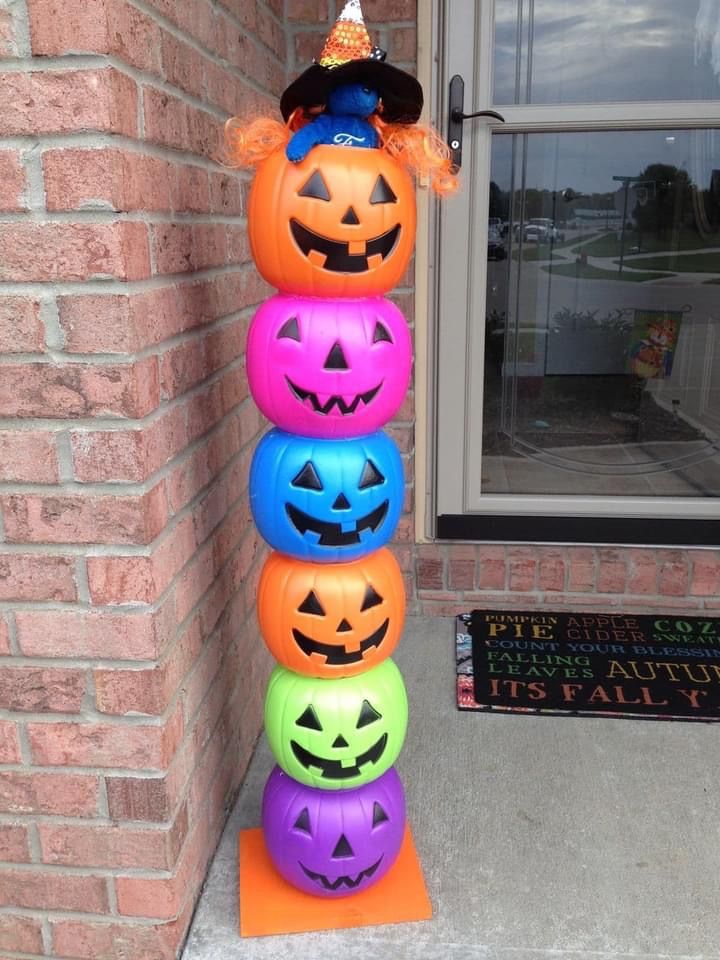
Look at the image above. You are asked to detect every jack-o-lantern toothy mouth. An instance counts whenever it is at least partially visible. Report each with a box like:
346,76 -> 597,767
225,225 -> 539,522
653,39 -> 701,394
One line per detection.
290,220 -> 401,273
290,733 -> 388,780
286,378 -> 383,417
286,501 -> 389,546
292,619 -> 389,665
299,856 -> 383,891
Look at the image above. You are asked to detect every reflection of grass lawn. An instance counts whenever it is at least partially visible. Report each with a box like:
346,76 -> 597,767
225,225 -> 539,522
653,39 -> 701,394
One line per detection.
572,228 -> 712,258
555,232 -> 599,249
512,246 -> 569,262
614,252 -> 720,273
542,262 -> 672,283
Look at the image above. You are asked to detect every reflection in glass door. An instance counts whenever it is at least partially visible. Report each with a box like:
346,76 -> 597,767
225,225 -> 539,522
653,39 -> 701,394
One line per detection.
494,0 -> 720,105
434,0 -> 720,535
483,129 -> 720,499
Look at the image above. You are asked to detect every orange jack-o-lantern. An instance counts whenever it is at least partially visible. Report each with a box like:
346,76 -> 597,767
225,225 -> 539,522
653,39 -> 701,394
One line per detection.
257,548 -> 406,678
248,145 -> 416,298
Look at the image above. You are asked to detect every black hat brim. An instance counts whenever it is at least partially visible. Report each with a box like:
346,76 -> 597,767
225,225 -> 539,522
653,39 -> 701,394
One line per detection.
280,60 -> 423,125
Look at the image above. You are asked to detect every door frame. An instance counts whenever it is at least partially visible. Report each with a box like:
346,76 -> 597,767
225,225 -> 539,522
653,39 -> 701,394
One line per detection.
424,0 -> 720,544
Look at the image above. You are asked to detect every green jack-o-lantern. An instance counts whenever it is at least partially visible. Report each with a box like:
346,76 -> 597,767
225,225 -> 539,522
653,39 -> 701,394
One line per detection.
264,659 -> 408,790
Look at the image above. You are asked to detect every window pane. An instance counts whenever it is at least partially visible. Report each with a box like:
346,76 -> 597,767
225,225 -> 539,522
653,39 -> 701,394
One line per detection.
494,0 -> 720,104
482,129 -> 720,498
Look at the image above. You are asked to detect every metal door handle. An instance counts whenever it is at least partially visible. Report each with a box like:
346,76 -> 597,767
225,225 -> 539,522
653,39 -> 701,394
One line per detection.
447,75 -> 505,170
451,108 -> 506,123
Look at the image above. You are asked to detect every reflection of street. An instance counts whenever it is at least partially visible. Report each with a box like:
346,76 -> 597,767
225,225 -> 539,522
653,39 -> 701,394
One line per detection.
482,230 -> 720,498
519,249 -> 718,340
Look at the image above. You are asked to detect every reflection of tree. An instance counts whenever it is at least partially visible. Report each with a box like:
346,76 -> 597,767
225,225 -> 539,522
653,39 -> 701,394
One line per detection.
488,181 -> 508,220
698,170 -> 720,233
500,186 -> 617,225
633,164 -> 694,240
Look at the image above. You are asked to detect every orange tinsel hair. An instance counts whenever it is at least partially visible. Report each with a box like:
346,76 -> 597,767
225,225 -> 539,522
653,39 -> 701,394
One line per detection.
370,115 -> 458,197
223,109 -> 458,197
223,116 -> 291,169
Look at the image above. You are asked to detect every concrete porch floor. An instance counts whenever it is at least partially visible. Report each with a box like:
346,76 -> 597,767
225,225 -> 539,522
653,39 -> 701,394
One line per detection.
182,616 -> 720,960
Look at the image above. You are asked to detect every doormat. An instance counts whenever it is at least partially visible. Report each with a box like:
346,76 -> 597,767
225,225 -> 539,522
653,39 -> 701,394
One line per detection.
456,610 -> 720,722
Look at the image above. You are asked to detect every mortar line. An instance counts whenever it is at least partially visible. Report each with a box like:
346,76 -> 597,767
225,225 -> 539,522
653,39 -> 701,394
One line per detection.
0,298 -> 256,370
0,259 -> 256,297
0,209 -> 246,224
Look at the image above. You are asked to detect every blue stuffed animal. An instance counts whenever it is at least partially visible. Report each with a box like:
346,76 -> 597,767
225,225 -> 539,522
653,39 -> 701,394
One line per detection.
286,83 -> 380,162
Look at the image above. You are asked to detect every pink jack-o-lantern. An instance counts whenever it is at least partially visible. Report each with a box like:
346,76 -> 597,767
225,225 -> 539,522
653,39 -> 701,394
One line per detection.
246,294 -> 412,438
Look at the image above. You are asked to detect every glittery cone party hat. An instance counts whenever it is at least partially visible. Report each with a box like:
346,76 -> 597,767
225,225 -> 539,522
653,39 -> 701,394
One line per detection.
280,0 -> 423,123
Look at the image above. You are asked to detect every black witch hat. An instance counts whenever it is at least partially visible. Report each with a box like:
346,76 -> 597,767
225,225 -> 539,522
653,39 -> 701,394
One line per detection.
279,0 -> 423,124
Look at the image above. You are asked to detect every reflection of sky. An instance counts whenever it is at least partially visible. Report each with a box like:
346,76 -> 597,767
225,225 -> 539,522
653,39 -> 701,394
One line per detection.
491,130 -> 719,199
696,0 -> 720,79
494,0 -> 720,103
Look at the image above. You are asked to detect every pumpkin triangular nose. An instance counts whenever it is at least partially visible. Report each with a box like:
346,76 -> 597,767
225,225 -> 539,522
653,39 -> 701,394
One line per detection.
332,833 -> 354,858
324,342 -> 349,370
332,493 -> 351,510
337,618 -> 352,632
332,734 -> 349,749
341,205 -> 360,225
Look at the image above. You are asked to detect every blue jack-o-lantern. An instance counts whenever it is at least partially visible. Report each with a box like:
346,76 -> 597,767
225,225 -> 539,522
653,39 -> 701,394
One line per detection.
250,429 -> 403,562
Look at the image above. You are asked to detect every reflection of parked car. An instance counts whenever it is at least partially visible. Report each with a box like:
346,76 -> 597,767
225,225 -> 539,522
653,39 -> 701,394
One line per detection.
528,218 -> 565,242
523,224 -> 544,243
487,227 -> 506,260
513,218 -> 565,242
512,222 -> 545,242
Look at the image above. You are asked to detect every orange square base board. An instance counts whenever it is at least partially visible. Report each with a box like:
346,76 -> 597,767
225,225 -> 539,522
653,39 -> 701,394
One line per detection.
239,824 -> 432,937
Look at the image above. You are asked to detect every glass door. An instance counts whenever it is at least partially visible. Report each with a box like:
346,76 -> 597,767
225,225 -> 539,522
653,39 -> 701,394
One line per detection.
434,0 -> 720,542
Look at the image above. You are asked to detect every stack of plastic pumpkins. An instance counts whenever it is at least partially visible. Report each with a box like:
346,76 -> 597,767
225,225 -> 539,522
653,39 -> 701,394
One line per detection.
246,136 -> 416,897
236,0 -> 459,900
242,98 -> 426,908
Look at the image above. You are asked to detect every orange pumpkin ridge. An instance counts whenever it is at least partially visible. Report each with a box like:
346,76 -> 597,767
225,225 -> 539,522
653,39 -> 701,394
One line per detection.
249,145 -> 416,298
257,548 -> 406,679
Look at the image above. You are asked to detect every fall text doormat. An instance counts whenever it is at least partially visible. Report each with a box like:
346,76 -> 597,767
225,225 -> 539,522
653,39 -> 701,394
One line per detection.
456,611 -> 720,721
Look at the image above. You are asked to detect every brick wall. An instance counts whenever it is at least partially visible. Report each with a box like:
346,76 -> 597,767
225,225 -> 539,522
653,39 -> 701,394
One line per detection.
0,0 -> 282,956
412,544 -> 720,616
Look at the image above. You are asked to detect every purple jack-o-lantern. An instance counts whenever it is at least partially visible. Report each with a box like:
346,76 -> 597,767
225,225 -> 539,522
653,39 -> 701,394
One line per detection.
262,765 -> 405,898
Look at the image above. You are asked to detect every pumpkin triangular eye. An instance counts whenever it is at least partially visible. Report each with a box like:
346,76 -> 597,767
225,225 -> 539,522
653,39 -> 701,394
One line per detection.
296,705 -> 323,731
360,584 -> 383,611
292,462 -> 323,490
277,317 -> 300,341
299,170 -> 331,201
324,342 -> 349,370
373,321 -> 393,344
370,174 -> 397,204
293,807 -> 312,834
359,460 -> 383,489
356,699 -> 382,728
298,590 -> 325,616
331,834 -> 354,859
372,802 -> 389,827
